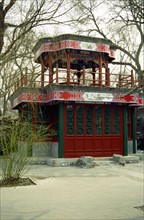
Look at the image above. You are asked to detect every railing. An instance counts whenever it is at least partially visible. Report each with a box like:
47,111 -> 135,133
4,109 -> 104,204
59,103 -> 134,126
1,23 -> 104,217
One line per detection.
13,68 -> 139,92
14,72 -> 49,91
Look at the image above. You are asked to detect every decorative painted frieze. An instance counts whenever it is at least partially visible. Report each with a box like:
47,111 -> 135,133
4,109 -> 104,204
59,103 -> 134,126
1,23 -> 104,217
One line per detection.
11,90 -> 144,109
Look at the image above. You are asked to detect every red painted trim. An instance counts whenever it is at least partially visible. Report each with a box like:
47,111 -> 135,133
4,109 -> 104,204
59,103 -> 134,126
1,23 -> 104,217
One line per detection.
11,91 -> 144,109
34,40 -> 116,60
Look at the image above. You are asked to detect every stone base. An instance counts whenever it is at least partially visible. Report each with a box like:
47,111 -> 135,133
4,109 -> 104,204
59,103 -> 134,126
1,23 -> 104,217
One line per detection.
32,142 -> 52,157
18,141 -> 58,158
29,157 -> 48,165
112,154 -> 139,164
134,152 -> 144,160
47,158 -> 78,167
51,142 -> 58,157
128,140 -> 137,154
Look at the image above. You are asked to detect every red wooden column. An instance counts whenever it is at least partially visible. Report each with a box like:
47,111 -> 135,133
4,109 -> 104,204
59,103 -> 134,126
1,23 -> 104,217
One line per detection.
83,66 -> 85,85
40,55 -> 45,87
92,67 -> 96,85
66,50 -> 70,85
56,63 -> 59,83
105,68 -> 110,86
105,60 -> 110,86
98,54 -> 102,86
41,64 -> 45,87
48,54 -> 53,84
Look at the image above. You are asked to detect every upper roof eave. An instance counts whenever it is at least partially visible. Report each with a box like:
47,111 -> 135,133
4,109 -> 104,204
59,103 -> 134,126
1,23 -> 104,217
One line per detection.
32,34 -> 118,53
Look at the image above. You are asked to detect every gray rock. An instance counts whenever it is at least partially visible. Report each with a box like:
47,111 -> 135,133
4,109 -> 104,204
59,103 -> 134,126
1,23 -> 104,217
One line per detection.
75,156 -> 96,168
112,154 -> 126,166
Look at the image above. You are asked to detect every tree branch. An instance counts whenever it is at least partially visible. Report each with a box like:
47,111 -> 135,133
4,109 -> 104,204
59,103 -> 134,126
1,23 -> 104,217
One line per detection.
112,61 -> 137,72
3,0 -> 17,15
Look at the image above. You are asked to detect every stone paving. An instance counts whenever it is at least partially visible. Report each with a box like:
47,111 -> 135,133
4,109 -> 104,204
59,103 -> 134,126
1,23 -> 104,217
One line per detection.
0,160 -> 144,220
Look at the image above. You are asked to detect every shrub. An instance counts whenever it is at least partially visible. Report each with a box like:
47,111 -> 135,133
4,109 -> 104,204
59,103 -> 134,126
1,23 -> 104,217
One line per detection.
0,120 -> 33,183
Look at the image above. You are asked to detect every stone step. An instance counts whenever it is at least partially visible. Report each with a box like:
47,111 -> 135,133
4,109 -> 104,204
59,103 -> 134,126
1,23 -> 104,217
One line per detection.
112,154 -> 140,165
47,156 -> 113,167
47,158 -> 78,167
134,153 -> 144,160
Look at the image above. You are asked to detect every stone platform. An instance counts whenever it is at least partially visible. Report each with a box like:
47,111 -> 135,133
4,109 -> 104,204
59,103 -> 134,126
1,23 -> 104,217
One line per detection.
28,152 -> 144,166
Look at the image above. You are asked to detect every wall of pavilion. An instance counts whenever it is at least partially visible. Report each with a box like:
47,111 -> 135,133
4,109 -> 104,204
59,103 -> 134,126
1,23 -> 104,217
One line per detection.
10,34 -> 144,158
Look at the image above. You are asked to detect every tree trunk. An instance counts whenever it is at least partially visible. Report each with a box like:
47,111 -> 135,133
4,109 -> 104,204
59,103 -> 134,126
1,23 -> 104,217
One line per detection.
0,3 -> 5,54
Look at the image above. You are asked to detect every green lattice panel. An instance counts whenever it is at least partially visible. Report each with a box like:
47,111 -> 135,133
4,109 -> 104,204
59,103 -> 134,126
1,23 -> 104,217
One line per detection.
114,106 -> 120,134
86,106 -> 93,135
96,106 -> 102,134
76,106 -> 84,135
66,106 -> 74,135
104,106 -> 111,134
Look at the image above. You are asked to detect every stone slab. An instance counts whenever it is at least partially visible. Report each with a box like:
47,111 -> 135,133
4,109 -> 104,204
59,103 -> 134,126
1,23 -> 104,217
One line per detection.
135,152 -> 144,160
113,154 -> 140,164
47,158 -> 78,167
123,155 -> 140,163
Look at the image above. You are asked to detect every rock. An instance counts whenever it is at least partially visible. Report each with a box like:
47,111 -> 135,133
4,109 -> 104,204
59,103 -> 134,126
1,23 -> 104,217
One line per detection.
119,157 -> 126,166
75,156 -> 95,168
123,155 -> 139,163
112,154 -> 126,166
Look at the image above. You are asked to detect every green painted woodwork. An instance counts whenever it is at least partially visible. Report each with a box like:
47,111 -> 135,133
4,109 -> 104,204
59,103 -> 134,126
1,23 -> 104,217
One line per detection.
132,108 -> 136,153
104,106 -> 111,134
76,106 -> 84,135
114,106 -> 120,134
96,106 -> 102,134
58,103 -> 64,158
66,105 -> 74,135
123,106 -> 128,156
86,106 -> 93,135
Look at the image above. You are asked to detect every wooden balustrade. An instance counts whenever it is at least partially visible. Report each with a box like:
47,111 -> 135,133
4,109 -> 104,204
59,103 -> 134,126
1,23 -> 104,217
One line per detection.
13,68 -> 139,92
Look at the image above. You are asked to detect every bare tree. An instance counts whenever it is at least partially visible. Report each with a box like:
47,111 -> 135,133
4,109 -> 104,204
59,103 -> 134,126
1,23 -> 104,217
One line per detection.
0,31 -> 40,115
0,0 -> 74,57
70,0 -> 144,90
0,0 -> 75,115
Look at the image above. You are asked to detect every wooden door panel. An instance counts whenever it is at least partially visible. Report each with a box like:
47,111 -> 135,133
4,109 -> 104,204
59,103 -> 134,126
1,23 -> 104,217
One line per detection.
64,104 -> 124,158
85,138 -> 94,151
94,139 -> 103,151
75,138 -> 85,150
